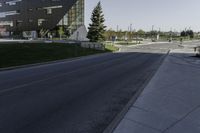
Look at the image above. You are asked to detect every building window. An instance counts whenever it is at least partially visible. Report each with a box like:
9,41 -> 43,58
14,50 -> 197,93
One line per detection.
28,8 -> 33,11
16,20 -> 23,27
0,21 -> 14,27
29,19 -> 33,23
46,9 -> 52,14
38,19 -> 46,26
0,10 -> 20,18
5,0 -> 22,6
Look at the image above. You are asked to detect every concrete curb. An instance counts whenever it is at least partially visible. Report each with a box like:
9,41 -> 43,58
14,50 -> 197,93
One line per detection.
120,42 -> 171,48
0,52 -> 113,72
103,50 -> 170,133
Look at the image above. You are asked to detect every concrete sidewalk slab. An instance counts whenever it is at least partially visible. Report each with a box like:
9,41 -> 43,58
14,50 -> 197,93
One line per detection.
113,48 -> 200,133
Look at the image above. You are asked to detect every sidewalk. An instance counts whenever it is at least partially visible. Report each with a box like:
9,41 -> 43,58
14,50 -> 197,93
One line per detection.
113,48 -> 200,133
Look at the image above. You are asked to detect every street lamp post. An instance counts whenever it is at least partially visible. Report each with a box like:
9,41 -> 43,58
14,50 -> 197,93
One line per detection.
151,25 -> 154,41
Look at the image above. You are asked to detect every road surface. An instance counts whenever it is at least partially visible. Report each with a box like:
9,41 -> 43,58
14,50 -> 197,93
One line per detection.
0,43 -> 173,133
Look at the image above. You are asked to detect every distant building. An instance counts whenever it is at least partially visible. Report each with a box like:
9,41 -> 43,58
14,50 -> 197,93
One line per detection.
0,0 -> 87,40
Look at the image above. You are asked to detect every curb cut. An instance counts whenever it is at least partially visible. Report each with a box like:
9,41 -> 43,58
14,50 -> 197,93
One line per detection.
103,50 -> 170,133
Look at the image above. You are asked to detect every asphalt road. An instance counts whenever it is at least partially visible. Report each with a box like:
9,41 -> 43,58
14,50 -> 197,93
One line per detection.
0,43 -> 171,133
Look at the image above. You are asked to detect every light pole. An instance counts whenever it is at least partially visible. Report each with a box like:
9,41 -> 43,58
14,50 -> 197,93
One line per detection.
116,25 -> 119,41
151,25 -> 154,41
130,23 -> 133,42
152,25 -> 154,31
116,25 -> 119,32
130,24 -> 132,32
170,27 -> 172,42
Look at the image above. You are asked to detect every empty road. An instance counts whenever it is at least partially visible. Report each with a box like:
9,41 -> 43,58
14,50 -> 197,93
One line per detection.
0,43 -> 172,133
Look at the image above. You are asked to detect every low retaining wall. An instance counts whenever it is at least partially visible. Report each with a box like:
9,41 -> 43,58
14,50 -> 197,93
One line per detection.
194,46 -> 200,56
0,39 -> 106,51
80,42 -> 105,51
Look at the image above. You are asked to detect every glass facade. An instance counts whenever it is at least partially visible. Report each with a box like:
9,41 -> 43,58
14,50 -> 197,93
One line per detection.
0,0 -> 85,38
58,0 -> 84,34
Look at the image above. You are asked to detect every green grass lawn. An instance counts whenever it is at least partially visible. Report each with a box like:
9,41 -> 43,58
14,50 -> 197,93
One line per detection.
0,43 -> 118,68
105,44 -> 119,51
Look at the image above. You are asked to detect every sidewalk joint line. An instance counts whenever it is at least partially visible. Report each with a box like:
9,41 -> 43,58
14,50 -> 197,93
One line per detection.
132,106 -> 149,112
125,117 -> 163,132
162,105 -> 200,133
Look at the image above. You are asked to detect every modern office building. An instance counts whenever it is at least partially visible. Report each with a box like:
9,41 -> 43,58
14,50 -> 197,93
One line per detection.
0,0 -> 87,39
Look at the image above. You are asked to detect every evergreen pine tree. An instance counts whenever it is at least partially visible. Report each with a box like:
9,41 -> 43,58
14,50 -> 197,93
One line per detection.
87,2 -> 106,42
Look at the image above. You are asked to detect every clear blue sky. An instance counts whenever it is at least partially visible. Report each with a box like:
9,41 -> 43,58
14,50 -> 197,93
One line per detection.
85,0 -> 200,32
